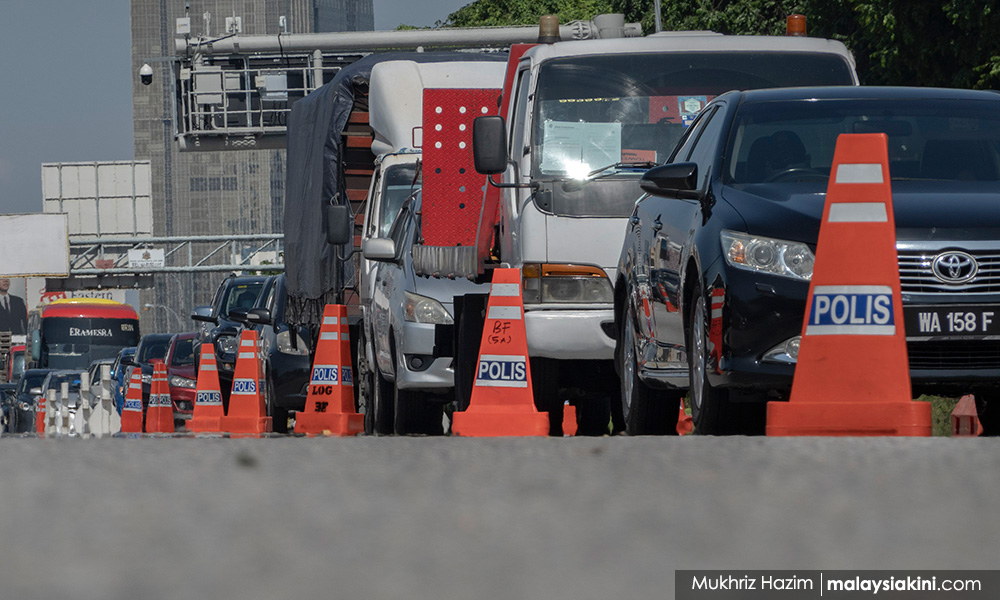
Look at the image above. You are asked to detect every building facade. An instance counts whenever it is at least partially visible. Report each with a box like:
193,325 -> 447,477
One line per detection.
130,0 -> 373,333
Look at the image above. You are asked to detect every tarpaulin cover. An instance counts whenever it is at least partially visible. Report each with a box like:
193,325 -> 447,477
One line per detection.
283,51 -> 507,327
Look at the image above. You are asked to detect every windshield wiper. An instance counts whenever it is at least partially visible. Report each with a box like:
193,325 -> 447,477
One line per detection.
562,161 -> 659,192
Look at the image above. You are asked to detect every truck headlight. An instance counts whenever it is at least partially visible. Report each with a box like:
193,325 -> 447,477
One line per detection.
522,263 -> 613,304
169,375 -> 196,389
721,231 -> 814,281
403,291 -> 453,324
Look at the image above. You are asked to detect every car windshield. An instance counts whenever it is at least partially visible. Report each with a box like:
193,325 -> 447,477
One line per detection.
532,51 -> 855,215
18,372 -> 47,394
725,98 -> 1000,184
44,373 -> 81,392
170,337 -> 195,366
137,337 -> 170,363
378,163 -> 421,237
223,282 -> 265,315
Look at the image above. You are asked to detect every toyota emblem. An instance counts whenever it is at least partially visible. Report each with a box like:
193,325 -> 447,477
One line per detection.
931,251 -> 978,284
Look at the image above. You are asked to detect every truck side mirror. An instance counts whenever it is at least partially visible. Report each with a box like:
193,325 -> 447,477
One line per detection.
31,330 -> 40,362
326,204 -> 353,246
362,238 -> 397,262
473,116 -> 509,175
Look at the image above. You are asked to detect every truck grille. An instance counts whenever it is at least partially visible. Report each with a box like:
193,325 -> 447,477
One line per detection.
898,248 -> 1000,294
907,340 -> 1000,370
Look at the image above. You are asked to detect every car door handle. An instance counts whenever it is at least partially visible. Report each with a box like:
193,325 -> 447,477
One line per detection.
652,218 -> 663,232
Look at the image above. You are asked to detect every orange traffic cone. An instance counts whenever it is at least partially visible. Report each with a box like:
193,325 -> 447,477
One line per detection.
452,268 -> 549,436
121,370 -> 144,434
562,403 -> 578,436
220,330 -> 272,435
951,395 -> 982,437
677,400 -> 693,435
295,304 -> 363,436
188,342 -> 224,433
767,133 -> 931,436
35,388 -> 47,435
145,361 -> 175,434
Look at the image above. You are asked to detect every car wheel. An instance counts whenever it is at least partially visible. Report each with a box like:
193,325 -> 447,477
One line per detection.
393,386 -> 444,436
356,328 -> 375,435
975,393 -> 1000,436
687,284 -> 765,435
620,302 -> 678,435
371,364 -> 394,435
265,374 -> 289,434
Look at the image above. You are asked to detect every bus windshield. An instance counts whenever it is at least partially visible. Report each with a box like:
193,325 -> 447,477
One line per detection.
41,316 -> 141,370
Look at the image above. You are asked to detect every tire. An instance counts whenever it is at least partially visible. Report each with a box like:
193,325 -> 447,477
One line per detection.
975,393 -> 1000,436
687,284 -> 765,435
531,357 -> 563,436
371,365 -> 394,435
620,302 -> 678,435
265,374 -> 288,434
357,329 -> 375,435
393,386 -> 444,436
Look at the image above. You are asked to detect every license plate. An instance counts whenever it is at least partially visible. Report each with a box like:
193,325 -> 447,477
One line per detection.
904,305 -> 1000,339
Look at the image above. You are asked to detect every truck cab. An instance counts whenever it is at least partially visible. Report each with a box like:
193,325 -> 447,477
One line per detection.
477,29 -> 858,432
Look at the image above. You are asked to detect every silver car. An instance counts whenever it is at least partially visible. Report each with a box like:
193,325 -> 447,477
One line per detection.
359,193 -> 489,435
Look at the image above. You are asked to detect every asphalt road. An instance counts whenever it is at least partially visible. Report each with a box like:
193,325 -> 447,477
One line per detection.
0,434 -> 996,600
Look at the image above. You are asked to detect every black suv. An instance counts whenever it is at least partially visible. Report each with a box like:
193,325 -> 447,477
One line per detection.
191,275 -> 269,408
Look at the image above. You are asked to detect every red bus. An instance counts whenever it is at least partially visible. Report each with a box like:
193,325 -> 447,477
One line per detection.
28,299 -> 141,371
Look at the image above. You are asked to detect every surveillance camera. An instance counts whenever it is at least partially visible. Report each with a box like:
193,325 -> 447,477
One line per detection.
140,63 -> 153,86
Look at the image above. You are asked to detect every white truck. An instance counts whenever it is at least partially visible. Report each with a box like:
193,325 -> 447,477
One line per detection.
471,18 -> 859,433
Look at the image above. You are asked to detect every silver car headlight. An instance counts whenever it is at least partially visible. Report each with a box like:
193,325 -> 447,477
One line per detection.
721,230 -> 814,281
403,291 -> 453,324
169,375 -> 196,389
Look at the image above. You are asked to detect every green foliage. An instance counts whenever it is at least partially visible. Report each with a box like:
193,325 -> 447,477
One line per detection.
916,395 -> 961,437
442,0 -> 1000,89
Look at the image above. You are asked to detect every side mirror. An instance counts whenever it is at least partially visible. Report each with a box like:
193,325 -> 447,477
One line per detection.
245,307 -> 272,325
639,162 -> 702,200
228,307 -> 250,323
473,115 -> 509,175
30,330 -> 41,362
120,357 -> 135,367
327,204 -> 353,246
363,238 -> 397,262
191,305 -> 217,324
29,387 -> 41,396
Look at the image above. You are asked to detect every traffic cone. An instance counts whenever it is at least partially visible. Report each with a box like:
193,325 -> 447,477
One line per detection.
35,388 -> 47,435
188,342 -> 224,433
121,370 -> 145,434
677,400 -> 693,435
295,304 -> 363,436
951,395 -> 982,437
452,268 -> 549,436
562,402 -> 577,436
767,133 -> 931,436
220,329 -> 272,435
145,361 -> 174,434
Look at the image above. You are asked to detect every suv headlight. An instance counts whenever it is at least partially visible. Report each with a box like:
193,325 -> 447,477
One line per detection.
721,230 -> 814,281
277,330 -> 310,355
522,263 -> 613,304
217,335 -> 238,355
403,291 -> 453,324
169,375 -> 196,389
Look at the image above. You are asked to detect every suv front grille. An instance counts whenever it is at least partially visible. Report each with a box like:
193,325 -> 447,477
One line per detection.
898,248 -> 1000,294
907,340 -> 1000,370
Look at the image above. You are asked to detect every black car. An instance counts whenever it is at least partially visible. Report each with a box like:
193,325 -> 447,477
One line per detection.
615,86 -> 1000,435
124,333 -> 174,408
8,369 -> 51,433
244,274 -> 313,433
191,274 -> 269,407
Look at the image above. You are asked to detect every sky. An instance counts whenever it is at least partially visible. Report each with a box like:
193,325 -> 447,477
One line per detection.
0,0 -> 472,215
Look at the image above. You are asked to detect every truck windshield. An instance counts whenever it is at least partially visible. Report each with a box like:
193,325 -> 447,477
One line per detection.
532,51 -> 854,215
